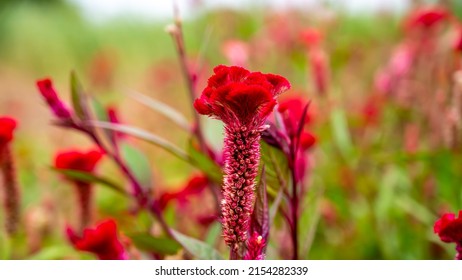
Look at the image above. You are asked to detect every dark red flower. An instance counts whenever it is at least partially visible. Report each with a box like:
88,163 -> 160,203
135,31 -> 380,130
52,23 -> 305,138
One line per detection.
158,174 -> 209,210
434,211 -> 462,259
405,7 -> 448,31
55,149 -> 103,174
299,131 -> 316,151
36,78 -> 72,120
194,65 -> 290,126
0,117 -> 17,149
434,211 -> 462,244
67,219 -> 127,260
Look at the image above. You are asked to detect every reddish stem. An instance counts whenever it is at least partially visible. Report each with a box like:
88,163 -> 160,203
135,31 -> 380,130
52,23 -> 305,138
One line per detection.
0,145 -> 20,235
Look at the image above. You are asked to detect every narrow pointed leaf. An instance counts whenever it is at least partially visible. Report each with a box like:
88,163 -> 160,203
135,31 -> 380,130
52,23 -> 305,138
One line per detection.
187,140 -> 223,183
70,71 -> 89,120
120,143 -> 153,191
171,229 -> 223,260
251,167 -> 269,241
129,91 -> 191,132
128,233 -> 181,255
87,121 -> 189,161
51,167 -> 128,196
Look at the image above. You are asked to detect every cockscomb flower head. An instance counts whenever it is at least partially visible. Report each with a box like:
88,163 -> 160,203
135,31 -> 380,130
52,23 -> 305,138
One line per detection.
194,65 -> 290,257
67,219 -> 127,260
434,211 -> 462,259
36,79 -> 73,120
194,65 -> 290,127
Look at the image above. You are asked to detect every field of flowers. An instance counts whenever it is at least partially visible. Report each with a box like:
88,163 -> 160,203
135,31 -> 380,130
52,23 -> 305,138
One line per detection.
1,0 -> 462,260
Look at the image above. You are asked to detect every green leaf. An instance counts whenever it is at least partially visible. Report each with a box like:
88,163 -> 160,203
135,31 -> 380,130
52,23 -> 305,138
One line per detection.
29,245 -> 77,260
129,90 -> 191,132
205,222 -> 222,247
260,141 -> 289,191
187,140 -> 223,184
330,108 -> 353,159
251,167 -> 269,240
70,71 -> 88,120
120,143 -> 153,191
171,229 -> 223,260
51,168 -> 128,196
87,121 -> 189,161
128,233 -> 181,255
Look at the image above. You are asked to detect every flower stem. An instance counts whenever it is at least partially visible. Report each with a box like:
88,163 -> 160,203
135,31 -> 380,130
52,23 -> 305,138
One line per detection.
0,145 -> 20,235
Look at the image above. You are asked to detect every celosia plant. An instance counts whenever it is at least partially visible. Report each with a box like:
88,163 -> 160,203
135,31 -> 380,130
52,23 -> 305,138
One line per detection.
194,65 -> 290,259
55,149 -> 104,230
0,116 -> 20,235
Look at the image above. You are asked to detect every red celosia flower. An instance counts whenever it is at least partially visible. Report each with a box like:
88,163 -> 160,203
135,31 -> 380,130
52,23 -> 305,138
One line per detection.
36,79 -> 73,120
55,148 -> 103,230
0,116 -> 20,235
55,149 -> 104,175
194,65 -> 290,257
194,65 -> 290,126
244,232 -> 265,260
0,117 -> 17,150
434,211 -> 462,259
405,7 -> 448,31
158,174 -> 209,210
67,219 -> 127,260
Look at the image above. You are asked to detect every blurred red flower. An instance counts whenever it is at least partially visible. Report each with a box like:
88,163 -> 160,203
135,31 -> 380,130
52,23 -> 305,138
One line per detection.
434,211 -> 462,259
55,149 -> 104,174
158,174 -> 209,210
300,28 -> 322,48
0,117 -> 17,149
67,219 -> 127,260
405,7 -> 448,31
434,211 -> 462,244
36,79 -> 72,120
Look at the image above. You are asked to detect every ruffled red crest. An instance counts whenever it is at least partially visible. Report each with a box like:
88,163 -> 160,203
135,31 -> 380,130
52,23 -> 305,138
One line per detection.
194,65 -> 290,126
55,149 -> 103,173
0,116 -> 17,147
67,219 -> 126,260
434,211 -> 462,244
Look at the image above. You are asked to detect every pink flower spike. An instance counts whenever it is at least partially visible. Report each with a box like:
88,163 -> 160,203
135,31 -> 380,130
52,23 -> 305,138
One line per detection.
244,232 -> 266,260
36,78 -> 73,120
